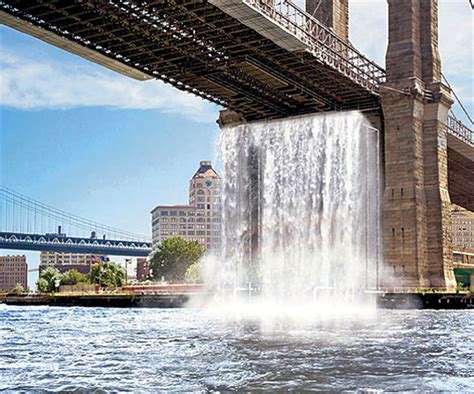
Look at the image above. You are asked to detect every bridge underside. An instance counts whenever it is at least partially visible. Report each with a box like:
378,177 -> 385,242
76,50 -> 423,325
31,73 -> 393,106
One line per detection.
448,139 -> 474,212
0,0 -> 380,121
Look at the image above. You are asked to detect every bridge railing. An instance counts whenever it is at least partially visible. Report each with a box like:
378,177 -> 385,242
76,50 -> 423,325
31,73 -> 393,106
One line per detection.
245,0 -> 386,94
446,115 -> 474,146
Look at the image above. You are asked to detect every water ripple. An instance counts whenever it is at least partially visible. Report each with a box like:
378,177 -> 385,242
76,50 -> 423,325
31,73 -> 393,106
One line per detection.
0,305 -> 472,391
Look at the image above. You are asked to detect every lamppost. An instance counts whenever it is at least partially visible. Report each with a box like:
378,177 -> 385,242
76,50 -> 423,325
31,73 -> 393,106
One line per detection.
54,279 -> 61,293
124,258 -> 132,286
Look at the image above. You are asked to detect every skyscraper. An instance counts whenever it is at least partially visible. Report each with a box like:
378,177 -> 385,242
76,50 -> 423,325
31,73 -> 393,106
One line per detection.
151,161 -> 221,253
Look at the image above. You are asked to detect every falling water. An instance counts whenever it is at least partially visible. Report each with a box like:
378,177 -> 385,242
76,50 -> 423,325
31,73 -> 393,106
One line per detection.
206,111 -> 381,312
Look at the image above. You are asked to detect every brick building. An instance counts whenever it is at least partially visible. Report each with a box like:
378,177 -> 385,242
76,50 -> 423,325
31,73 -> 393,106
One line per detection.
39,252 -> 107,274
151,161 -> 221,253
452,205 -> 474,252
0,255 -> 28,292
136,258 -> 150,280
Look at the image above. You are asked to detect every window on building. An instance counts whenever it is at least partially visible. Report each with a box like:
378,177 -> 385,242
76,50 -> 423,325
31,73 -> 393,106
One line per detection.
197,204 -> 205,209
160,210 -> 169,216
170,210 -> 177,216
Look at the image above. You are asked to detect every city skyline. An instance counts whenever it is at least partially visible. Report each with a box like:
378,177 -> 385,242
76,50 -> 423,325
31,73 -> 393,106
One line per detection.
1,0 -> 472,281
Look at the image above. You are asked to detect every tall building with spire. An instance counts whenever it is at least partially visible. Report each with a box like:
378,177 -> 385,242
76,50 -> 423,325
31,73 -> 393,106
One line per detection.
151,161 -> 221,253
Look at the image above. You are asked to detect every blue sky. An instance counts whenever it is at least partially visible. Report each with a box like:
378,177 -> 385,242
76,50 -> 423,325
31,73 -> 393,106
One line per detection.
1,1 -> 472,284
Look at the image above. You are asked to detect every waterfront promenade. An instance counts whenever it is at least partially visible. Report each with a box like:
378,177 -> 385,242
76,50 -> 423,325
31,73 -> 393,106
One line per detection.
2,288 -> 473,309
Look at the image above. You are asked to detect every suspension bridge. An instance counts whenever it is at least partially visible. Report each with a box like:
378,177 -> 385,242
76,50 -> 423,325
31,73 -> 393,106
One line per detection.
0,188 -> 152,257
0,0 -> 473,291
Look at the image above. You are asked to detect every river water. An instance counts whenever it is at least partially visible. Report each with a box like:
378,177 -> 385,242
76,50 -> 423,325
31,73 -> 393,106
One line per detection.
0,305 -> 472,391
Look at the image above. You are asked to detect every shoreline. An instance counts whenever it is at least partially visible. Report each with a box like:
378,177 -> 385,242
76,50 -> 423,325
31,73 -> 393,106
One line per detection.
1,292 -> 472,309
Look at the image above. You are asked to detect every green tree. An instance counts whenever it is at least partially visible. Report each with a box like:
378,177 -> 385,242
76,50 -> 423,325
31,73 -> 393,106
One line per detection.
148,237 -> 205,283
37,267 -> 61,293
9,283 -> 25,295
61,269 -> 89,285
90,261 -> 125,290
184,261 -> 202,284
36,278 -> 49,293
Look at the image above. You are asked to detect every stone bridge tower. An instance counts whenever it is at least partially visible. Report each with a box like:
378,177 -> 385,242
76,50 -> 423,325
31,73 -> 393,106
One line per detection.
380,0 -> 456,290
306,0 -> 456,290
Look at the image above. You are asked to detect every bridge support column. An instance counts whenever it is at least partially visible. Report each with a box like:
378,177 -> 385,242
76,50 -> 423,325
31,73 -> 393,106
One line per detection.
217,109 -> 246,128
380,0 -> 456,291
306,0 -> 349,41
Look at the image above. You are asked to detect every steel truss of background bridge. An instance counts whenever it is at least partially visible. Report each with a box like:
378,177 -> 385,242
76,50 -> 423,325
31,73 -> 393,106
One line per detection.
0,231 -> 152,257
0,187 -> 152,257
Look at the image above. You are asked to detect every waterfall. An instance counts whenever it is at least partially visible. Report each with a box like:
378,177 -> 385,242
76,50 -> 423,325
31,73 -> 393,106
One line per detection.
206,111 -> 381,310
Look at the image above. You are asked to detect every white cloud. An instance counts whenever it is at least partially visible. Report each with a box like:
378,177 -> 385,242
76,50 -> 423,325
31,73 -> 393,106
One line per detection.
0,50 -> 218,122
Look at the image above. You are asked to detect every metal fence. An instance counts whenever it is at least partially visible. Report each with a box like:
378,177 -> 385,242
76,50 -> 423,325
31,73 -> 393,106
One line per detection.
447,115 -> 474,146
245,0 -> 386,93
248,1 -> 473,145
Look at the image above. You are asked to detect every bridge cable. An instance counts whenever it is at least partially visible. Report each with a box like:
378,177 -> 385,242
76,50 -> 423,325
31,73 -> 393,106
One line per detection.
442,73 -> 473,125
0,187 -> 151,242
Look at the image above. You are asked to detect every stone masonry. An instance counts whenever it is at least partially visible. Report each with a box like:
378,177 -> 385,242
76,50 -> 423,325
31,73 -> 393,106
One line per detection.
380,0 -> 456,290
306,0 -> 349,41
